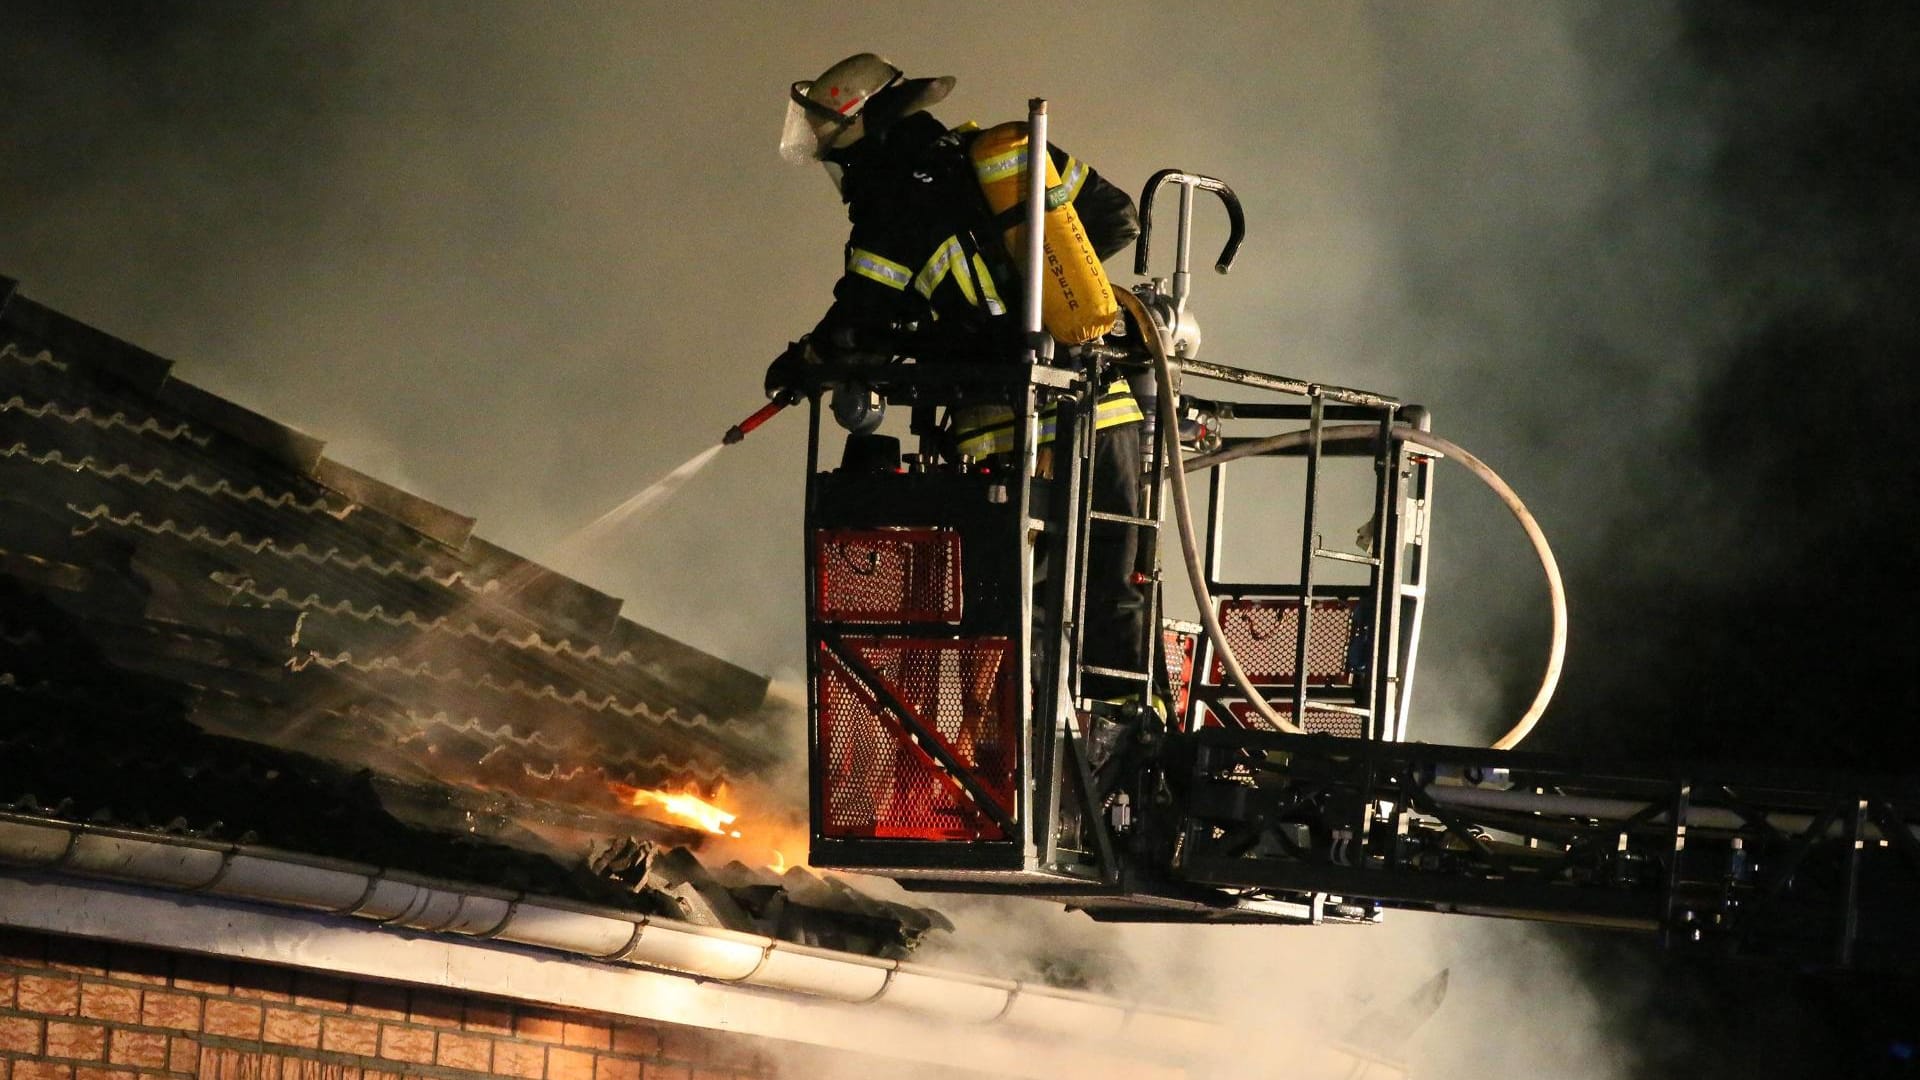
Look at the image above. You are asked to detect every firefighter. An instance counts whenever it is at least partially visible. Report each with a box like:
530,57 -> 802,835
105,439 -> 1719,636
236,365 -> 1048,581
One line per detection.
768,52 -> 1149,700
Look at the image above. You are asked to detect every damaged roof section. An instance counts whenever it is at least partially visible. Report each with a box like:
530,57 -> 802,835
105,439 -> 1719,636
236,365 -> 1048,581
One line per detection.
0,275 -> 938,958
0,276 -> 769,799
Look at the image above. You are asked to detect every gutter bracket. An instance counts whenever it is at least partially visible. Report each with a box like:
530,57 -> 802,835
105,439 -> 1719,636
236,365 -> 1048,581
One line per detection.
598,918 -> 648,962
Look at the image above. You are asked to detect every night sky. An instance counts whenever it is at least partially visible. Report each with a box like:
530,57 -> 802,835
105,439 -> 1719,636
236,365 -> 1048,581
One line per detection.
6,3 -> 1920,1078
1530,8 -> 1920,1079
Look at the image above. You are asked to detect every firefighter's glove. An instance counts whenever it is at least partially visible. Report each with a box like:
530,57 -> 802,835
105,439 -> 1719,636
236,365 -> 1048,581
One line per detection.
763,339 -> 819,400
820,324 -> 891,369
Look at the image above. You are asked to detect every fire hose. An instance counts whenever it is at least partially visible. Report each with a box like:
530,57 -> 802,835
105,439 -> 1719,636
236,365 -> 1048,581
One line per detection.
1115,288 -> 1565,750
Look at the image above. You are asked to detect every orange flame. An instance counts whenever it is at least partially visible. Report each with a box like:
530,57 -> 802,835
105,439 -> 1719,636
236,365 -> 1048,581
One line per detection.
610,782 -> 742,837
608,782 -> 808,874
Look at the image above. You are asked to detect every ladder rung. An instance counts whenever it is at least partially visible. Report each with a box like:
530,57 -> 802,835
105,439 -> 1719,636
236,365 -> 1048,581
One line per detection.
1262,698 -> 1373,718
1080,664 -> 1154,683
1312,547 -> 1380,567
1090,511 -> 1160,527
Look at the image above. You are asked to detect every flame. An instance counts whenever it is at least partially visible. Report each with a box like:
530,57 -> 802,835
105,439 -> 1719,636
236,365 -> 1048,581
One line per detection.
610,782 -> 742,837
608,781 -> 808,873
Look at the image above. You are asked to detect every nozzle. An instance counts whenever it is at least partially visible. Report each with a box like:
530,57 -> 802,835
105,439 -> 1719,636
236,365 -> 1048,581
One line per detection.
721,390 -> 800,447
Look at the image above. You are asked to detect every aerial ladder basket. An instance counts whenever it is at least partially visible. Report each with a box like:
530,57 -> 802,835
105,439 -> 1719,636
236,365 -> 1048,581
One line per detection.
792,101 -> 1449,919
779,101 -> 1920,967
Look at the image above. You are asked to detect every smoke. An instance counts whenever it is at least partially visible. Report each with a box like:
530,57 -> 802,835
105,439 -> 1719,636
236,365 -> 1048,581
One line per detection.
0,1 -> 1716,694
1,1 -> 1726,735
13,2 -> 1885,1077
888,902 -> 1626,1080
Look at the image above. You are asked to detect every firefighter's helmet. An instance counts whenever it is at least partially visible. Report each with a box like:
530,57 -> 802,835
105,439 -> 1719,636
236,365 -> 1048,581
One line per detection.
780,53 -> 954,164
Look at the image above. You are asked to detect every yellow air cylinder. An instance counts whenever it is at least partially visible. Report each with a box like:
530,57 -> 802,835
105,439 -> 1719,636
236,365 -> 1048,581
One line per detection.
969,122 -> 1119,345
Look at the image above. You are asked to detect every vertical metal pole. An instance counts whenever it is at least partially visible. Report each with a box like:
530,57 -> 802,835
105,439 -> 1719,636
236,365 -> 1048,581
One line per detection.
1369,410 -> 1404,742
1015,379 -> 1041,862
1173,181 -> 1195,313
1839,797 -> 1867,966
1204,465 -> 1228,587
1293,392 -> 1325,725
1066,394 -> 1094,703
1660,782 -> 1693,952
1140,380 -> 1165,715
1024,99 -> 1051,367
1043,391 -> 1088,871
1203,463 -> 1229,729
1019,94 -> 1051,864
803,396 -> 826,851
1023,97 -> 1067,869
1394,418 -> 1435,740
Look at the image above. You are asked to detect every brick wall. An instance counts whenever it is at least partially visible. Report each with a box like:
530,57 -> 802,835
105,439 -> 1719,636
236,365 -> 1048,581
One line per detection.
0,928 -> 786,1080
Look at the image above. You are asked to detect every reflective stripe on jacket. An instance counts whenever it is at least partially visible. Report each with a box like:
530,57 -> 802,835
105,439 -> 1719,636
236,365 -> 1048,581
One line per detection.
811,113 -> 1138,352
952,378 -> 1145,459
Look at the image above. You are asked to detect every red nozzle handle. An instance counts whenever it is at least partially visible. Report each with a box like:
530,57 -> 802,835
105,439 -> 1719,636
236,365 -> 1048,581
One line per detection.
723,390 -> 799,445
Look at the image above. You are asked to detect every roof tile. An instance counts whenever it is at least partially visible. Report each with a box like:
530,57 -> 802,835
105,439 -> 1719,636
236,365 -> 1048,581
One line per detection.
0,277 -> 941,961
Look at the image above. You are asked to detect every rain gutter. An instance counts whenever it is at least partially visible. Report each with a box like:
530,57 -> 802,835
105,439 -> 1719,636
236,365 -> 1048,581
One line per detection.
0,812 -> 1214,1077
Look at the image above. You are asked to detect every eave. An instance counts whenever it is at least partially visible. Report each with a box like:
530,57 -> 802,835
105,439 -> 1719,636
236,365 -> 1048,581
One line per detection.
0,813 -> 1214,1079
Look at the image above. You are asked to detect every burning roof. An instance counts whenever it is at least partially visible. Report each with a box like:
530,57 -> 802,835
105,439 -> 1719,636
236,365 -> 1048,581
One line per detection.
0,274 -> 937,956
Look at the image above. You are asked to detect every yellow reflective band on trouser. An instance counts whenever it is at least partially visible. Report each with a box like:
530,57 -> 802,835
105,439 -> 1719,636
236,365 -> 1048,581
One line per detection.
953,379 -> 1143,459
1094,391 -> 1145,428
950,408 -> 1023,458
849,248 -> 911,290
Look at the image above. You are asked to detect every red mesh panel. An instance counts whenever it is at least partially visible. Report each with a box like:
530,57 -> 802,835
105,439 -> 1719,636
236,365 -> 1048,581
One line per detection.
1205,598 -> 1358,688
1212,699 -> 1367,739
815,528 -> 962,624
815,637 -> 1015,840
1163,625 -> 1198,730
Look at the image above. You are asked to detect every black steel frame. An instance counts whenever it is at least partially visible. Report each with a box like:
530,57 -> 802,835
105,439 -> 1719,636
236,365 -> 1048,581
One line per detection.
788,154 -> 1920,959
1184,389 -> 1435,745
797,341 -> 1443,921
1171,729 -> 1920,966
802,358 -> 1110,882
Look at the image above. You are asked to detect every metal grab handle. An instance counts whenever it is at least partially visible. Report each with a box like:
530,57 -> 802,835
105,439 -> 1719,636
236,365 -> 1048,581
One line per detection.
1133,170 -> 1246,278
